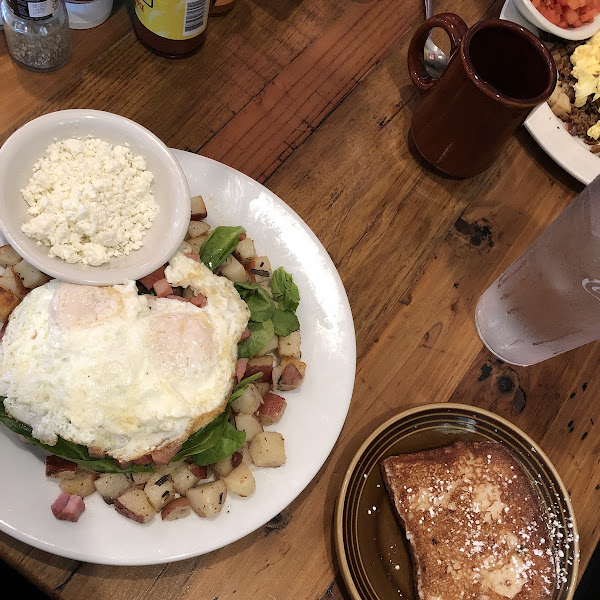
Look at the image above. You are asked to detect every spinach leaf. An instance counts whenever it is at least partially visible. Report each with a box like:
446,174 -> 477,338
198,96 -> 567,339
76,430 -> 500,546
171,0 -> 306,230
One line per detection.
0,401 -> 151,473
235,282 -> 275,322
200,226 -> 245,272
191,423 -> 246,466
272,307 -> 300,336
237,320 -> 275,359
272,267 -> 300,312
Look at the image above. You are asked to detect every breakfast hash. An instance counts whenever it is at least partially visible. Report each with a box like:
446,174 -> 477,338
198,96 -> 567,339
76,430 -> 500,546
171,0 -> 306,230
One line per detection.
0,194 -> 306,524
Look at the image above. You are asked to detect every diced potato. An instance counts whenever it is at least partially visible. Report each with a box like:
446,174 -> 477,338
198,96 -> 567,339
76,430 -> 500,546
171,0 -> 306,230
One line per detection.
218,255 -> 249,283
245,256 -> 272,283
114,488 -> 156,524
254,382 -> 271,398
249,432 -> 286,468
233,238 -> 256,262
45,455 -> 77,479
161,497 -> 192,521
187,234 -> 209,254
244,355 -> 274,383
144,473 -> 176,511
190,195 -> 208,220
0,268 -> 27,298
278,330 -> 301,359
222,464 -> 256,497
13,260 -> 51,289
236,443 -> 253,467
234,413 -> 263,442
94,473 -> 132,502
132,471 -> 153,485
0,245 -> 21,268
171,463 -> 201,495
189,464 -> 208,479
258,393 -> 287,426
256,335 -> 278,357
187,221 -> 210,239
212,455 -> 234,478
273,358 -> 306,391
59,472 -> 97,498
153,460 -> 185,476
230,383 -> 263,414
187,480 -> 227,517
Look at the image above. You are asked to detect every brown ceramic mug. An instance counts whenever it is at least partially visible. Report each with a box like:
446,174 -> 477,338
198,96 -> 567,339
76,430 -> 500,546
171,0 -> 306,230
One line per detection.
408,14 -> 557,178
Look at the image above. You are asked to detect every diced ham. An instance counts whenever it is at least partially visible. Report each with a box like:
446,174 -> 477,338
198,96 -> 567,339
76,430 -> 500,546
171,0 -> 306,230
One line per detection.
240,327 -> 251,341
138,266 -> 166,290
51,492 -> 85,522
184,253 -> 202,263
88,448 -> 106,459
45,455 -> 77,479
153,278 -> 173,298
236,358 -> 249,383
117,460 -> 132,469
166,294 -> 188,302
259,393 -> 287,426
191,293 -> 207,308
151,443 -> 182,465
134,454 -> 152,466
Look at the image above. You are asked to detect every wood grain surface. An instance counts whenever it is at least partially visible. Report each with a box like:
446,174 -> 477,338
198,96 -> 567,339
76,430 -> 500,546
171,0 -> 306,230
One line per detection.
0,0 -> 598,598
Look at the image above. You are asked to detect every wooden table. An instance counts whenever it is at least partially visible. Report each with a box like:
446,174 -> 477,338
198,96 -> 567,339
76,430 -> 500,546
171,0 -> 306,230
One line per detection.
1,0 -> 598,597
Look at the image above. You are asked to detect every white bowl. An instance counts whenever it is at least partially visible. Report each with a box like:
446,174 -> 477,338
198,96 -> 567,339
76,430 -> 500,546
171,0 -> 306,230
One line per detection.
0,110 -> 190,286
513,0 -> 600,40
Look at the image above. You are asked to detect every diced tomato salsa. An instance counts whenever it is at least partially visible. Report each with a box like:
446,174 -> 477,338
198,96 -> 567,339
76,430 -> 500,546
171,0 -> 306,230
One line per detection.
532,0 -> 600,28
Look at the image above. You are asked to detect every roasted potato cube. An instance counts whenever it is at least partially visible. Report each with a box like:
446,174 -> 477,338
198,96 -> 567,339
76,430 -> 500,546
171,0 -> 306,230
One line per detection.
187,234 -> 209,254
258,393 -> 287,426
222,464 -> 255,497
278,330 -> 301,359
59,472 -> 97,498
171,463 -> 201,495
230,382 -> 263,414
161,497 -> 192,521
218,255 -> 249,283
234,413 -> 263,442
13,260 -> 51,289
190,195 -> 208,220
0,245 -> 21,268
0,268 -> 27,298
256,334 -> 278,357
132,471 -> 153,485
94,473 -> 132,502
144,473 -> 176,511
249,432 -> 286,467
187,480 -> 227,517
153,459 -> 185,476
45,455 -> 77,479
273,358 -> 306,391
254,382 -> 271,398
245,256 -> 272,283
114,488 -> 156,524
244,355 -> 274,383
186,220 -> 210,240
233,238 -> 257,262
212,455 -> 234,478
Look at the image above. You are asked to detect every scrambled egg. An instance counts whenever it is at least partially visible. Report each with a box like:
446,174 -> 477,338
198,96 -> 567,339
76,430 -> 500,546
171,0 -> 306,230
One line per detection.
571,32 -> 600,108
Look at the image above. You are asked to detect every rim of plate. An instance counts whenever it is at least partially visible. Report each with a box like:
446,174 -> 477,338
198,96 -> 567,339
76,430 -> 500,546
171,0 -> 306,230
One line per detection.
334,402 -> 580,600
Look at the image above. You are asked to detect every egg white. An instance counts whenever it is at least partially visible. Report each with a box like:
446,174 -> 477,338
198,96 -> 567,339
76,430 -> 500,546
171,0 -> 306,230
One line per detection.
0,253 -> 250,461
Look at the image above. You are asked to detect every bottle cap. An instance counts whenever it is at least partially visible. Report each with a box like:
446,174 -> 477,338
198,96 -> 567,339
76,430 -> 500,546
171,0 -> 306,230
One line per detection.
65,0 -> 113,29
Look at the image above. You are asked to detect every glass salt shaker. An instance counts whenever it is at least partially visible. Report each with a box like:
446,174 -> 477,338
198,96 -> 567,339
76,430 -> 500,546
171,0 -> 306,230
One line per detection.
1,0 -> 71,72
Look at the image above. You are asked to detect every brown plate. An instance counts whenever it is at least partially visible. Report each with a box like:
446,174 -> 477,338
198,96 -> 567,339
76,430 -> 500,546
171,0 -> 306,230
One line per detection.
334,403 -> 579,600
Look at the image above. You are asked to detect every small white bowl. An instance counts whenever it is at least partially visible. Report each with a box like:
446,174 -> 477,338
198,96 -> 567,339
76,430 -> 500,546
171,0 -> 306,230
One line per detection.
0,110 -> 190,286
513,0 -> 600,40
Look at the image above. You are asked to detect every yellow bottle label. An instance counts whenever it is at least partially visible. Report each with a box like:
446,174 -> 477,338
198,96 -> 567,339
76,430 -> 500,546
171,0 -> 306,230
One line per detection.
135,0 -> 209,41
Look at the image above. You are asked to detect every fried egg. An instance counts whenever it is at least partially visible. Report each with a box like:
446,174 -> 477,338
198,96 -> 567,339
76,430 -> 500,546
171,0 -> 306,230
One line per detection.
0,253 -> 250,462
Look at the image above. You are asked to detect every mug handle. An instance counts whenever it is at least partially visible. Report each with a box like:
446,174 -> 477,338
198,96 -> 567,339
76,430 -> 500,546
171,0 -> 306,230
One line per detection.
408,13 -> 468,93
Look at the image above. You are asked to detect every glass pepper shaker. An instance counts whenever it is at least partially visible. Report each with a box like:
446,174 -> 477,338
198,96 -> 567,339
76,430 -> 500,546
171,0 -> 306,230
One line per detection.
1,0 -> 72,72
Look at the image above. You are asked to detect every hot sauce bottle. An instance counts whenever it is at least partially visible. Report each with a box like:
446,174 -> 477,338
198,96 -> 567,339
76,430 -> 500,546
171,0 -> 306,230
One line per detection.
133,0 -> 210,58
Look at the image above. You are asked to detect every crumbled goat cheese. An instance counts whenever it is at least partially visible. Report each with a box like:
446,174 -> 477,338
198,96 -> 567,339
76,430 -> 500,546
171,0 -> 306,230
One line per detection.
21,138 -> 159,266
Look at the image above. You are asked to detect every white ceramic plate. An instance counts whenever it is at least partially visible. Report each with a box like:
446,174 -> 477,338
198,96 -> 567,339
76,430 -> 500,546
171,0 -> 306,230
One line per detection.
502,0 -> 600,185
0,150 -> 356,565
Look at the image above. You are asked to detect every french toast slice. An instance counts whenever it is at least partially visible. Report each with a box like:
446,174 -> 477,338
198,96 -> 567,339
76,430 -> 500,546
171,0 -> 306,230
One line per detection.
381,441 -> 556,600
